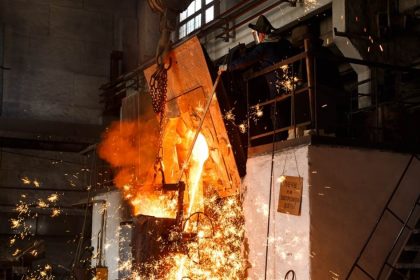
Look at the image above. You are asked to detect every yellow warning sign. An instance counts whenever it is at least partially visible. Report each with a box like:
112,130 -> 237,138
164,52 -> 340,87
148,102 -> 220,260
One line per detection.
277,176 -> 303,216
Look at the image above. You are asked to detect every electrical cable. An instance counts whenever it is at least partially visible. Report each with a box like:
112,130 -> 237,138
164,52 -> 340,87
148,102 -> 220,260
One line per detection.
264,97 -> 277,280
71,148 -> 96,274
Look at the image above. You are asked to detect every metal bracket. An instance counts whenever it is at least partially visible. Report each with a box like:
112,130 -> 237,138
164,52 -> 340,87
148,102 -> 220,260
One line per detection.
216,18 -> 235,42
334,27 -> 379,42
288,0 -> 304,7
162,181 -> 185,192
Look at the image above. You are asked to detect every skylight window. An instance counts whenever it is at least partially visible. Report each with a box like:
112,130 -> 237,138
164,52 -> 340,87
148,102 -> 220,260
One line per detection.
179,0 -> 217,39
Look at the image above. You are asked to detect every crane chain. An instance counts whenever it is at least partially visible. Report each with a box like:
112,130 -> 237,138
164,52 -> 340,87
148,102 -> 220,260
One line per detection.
149,66 -> 168,115
149,63 -> 171,184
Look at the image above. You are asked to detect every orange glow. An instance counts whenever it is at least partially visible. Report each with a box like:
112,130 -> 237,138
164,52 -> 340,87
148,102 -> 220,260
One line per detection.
98,121 -> 211,220
99,121 -> 172,216
99,120 -> 245,279
130,192 -> 178,219
131,195 -> 247,279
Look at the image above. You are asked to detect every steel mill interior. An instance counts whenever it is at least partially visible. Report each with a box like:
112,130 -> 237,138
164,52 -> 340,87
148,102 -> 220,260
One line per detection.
0,0 -> 420,279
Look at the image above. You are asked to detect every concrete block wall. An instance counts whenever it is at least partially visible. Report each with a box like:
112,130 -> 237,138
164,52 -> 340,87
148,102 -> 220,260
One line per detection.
0,149 -> 88,206
0,0 -> 139,124
0,148 -> 93,277
0,2 -> 139,278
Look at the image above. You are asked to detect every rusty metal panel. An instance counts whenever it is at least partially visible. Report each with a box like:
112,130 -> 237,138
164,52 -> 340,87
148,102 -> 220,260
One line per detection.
143,36 -> 240,197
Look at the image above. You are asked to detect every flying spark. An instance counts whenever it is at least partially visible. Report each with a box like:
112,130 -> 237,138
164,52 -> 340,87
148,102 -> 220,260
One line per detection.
47,193 -> 59,203
10,219 -> 21,229
21,177 -> 31,184
12,249 -> 21,257
37,199 -> 49,208
33,179 -> 40,188
224,109 -> 236,122
15,201 -> 29,215
51,208 -> 61,217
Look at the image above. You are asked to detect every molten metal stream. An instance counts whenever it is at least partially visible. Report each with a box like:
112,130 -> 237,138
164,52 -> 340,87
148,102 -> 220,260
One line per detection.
186,132 -> 209,219
177,132 -> 209,279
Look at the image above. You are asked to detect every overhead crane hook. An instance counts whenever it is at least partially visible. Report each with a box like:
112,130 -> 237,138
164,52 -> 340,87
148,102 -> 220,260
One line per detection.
147,0 -> 194,67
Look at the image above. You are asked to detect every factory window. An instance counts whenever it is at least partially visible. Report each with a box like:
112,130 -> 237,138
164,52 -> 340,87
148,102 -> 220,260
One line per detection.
179,0 -> 217,39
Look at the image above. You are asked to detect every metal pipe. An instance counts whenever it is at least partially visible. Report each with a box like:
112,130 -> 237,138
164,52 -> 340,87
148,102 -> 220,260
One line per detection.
0,184 -> 87,192
304,39 -> 315,127
247,70 -> 250,147
0,24 -> 4,116
97,200 -> 107,267
313,56 -> 318,135
245,52 -> 308,81
292,63 -> 296,138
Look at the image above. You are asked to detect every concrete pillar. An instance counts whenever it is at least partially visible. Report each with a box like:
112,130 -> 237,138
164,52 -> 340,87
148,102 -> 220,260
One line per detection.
91,191 -> 123,280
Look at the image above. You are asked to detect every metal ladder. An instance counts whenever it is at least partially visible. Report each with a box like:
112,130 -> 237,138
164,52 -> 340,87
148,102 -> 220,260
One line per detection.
346,155 -> 420,280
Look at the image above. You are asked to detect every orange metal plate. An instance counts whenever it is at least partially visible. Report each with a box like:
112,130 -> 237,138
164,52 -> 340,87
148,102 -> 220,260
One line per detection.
143,36 -> 240,197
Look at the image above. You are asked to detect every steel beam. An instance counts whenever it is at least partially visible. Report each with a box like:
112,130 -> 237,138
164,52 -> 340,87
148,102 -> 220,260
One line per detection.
0,118 -> 104,152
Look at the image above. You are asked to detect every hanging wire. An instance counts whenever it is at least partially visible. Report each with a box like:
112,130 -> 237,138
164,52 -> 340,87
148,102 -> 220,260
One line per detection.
284,269 -> 296,280
281,152 -> 288,176
281,148 -> 301,178
293,148 -> 301,178
264,98 -> 278,280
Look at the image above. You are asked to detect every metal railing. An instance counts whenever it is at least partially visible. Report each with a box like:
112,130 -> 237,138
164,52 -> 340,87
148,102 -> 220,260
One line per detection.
99,70 -> 143,115
244,39 -> 315,146
243,39 -> 420,149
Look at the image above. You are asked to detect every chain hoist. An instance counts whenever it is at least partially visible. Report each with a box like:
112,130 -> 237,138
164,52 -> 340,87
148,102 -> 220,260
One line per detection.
149,61 -> 172,184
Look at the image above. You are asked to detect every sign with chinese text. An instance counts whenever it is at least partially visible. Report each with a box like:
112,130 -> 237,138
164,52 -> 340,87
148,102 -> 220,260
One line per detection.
277,176 -> 303,216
